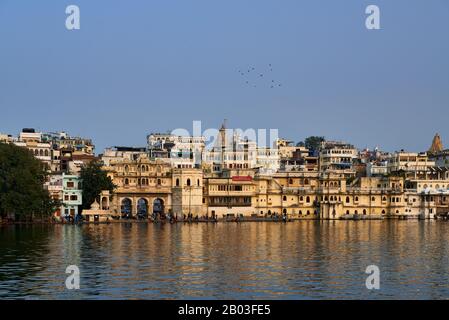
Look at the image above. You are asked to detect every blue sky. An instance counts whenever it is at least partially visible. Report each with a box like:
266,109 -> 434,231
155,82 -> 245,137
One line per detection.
0,0 -> 448,153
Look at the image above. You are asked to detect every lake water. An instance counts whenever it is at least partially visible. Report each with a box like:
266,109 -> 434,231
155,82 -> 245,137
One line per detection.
1,220 -> 449,299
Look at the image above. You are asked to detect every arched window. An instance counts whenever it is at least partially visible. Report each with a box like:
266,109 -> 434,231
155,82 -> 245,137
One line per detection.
176,178 -> 180,187
355,196 -> 359,202
283,196 -> 287,201
304,178 -> 309,185
306,196 -> 310,203
300,196 -> 304,201
197,179 -> 200,186
289,178 -> 293,185
346,196 -> 350,203
346,210 -> 350,215
157,179 -> 161,185
124,178 -> 129,185
44,150 -> 49,156
39,149 -> 43,156
187,178 -> 191,186
363,209 -> 367,215
382,210 -> 386,214
299,210 -> 302,215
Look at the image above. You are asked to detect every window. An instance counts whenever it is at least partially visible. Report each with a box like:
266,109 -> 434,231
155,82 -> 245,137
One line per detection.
157,179 -> 161,185
306,196 -> 310,203
197,179 -> 200,186
346,196 -> 350,203
187,178 -> 191,186
70,195 -> 78,201
67,181 -> 74,188
283,196 -> 287,201
176,178 -> 180,187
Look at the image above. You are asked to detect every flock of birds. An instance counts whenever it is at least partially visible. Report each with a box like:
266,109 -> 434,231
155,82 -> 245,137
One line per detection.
238,64 -> 282,89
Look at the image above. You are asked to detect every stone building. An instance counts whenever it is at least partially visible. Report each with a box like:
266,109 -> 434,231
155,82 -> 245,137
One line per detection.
105,155 -> 173,218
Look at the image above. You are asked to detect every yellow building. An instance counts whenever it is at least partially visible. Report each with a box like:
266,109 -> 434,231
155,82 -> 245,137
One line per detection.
102,153 -> 448,221
105,155 -> 173,218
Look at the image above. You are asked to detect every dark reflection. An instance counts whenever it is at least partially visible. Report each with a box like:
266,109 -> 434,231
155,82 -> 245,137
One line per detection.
0,221 -> 449,299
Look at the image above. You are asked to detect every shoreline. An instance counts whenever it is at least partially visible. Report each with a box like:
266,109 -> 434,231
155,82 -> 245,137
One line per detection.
0,216 -> 443,226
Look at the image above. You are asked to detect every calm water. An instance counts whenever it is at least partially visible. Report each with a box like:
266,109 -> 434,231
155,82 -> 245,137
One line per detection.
1,221 -> 449,300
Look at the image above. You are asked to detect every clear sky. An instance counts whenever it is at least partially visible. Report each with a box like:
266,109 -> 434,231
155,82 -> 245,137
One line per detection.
1,0 -> 448,153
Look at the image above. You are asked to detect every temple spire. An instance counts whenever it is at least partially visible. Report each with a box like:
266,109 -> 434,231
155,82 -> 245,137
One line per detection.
429,133 -> 443,154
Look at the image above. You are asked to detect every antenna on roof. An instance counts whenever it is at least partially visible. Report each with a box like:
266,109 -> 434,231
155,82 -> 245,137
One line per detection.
222,118 -> 228,130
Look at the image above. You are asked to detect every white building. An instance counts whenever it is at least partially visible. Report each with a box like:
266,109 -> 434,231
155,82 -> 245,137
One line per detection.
147,133 -> 205,169
14,128 -> 51,166
101,146 -> 148,166
319,141 -> 358,171
387,151 -> 435,175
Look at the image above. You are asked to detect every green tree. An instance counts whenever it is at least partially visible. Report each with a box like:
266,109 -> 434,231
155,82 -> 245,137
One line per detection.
0,143 -> 58,221
304,136 -> 325,152
79,161 -> 115,211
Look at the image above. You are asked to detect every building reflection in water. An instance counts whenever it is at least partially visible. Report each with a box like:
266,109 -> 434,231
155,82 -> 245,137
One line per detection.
1,221 -> 449,299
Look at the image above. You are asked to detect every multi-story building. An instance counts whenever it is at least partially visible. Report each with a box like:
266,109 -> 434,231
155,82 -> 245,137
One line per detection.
104,154 -> 173,218
46,174 -> 63,217
0,133 -> 13,143
203,170 -> 257,218
430,150 -> 449,168
43,131 -> 95,155
319,141 -> 358,172
147,133 -> 205,168
101,146 -> 147,166
387,151 -> 435,176
366,161 -> 389,177
172,168 -> 203,217
204,128 -> 257,172
14,128 -> 52,167
62,174 -> 83,218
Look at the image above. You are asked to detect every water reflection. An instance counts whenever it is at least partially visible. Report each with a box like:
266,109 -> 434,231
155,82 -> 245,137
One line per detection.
0,221 -> 449,299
